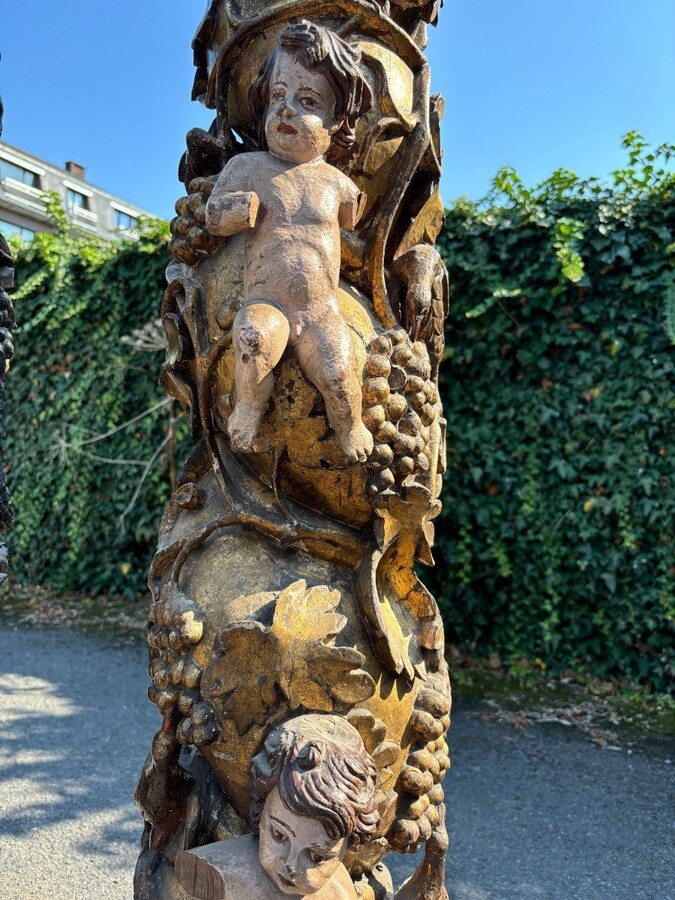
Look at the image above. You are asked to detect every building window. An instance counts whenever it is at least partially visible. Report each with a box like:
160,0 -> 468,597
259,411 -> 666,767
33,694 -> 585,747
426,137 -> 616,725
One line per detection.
113,209 -> 137,231
0,218 -> 35,242
0,159 -> 40,188
66,188 -> 88,212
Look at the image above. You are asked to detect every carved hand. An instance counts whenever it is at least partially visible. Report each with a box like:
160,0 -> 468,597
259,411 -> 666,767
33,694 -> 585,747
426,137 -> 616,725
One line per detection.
205,190 -> 260,237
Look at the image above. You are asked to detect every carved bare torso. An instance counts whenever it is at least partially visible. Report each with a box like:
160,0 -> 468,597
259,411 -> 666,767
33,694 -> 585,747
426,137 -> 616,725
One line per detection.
206,147 -> 373,462
214,151 -> 360,333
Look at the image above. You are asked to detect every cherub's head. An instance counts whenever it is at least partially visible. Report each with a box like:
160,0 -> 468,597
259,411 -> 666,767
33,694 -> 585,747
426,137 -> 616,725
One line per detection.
249,21 -> 372,164
250,714 -> 379,896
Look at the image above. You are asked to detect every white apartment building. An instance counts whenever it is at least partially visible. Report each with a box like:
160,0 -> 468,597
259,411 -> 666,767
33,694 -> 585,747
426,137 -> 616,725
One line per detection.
0,140 -> 155,241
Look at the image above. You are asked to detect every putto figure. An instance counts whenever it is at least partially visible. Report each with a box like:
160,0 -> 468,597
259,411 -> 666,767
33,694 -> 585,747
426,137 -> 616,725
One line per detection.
205,21 -> 374,463
175,715 -> 379,898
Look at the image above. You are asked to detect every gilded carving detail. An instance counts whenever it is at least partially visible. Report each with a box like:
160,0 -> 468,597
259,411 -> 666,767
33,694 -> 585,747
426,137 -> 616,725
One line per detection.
135,3 -> 451,898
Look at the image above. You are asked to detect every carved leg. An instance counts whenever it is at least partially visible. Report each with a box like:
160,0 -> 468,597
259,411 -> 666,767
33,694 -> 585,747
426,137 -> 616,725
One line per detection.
295,315 -> 374,464
229,302 -> 290,451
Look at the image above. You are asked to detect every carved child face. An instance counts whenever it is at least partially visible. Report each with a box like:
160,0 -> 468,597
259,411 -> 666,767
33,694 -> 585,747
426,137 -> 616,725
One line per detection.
259,786 -> 348,895
265,50 -> 340,164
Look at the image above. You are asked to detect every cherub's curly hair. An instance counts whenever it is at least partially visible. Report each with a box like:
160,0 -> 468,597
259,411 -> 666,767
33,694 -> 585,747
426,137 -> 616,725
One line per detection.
249,20 -> 372,154
250,714 -> 380,847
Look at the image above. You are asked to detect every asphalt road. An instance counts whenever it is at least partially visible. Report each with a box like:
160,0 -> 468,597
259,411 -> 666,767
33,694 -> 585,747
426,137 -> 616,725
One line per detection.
0,627 -> 672,900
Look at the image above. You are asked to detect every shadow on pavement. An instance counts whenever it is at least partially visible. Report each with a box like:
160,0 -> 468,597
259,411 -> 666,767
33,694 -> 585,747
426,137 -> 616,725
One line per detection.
0,627 -> 673,900
0,627 -> 157,898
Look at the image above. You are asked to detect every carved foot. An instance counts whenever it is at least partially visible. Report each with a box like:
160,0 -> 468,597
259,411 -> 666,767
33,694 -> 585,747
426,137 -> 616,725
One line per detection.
337,422 -> 374,464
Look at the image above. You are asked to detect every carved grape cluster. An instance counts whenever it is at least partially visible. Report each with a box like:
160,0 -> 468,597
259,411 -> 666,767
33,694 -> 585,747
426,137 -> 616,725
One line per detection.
147,603 -> 219,747
362,328 -> 441,497
387,677 -> 450,853
169,175 -> 225,266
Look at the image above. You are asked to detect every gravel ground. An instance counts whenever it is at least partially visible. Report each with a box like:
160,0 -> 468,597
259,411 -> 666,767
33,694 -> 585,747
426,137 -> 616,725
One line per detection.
0,627 -> 673,900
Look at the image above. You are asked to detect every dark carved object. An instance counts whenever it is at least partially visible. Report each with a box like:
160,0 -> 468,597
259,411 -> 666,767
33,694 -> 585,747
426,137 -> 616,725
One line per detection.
135,3 -> 450,898
0,95 -> 17,578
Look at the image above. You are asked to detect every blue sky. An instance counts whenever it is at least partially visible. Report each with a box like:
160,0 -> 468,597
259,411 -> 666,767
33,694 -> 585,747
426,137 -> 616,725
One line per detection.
2,1 -> 673,218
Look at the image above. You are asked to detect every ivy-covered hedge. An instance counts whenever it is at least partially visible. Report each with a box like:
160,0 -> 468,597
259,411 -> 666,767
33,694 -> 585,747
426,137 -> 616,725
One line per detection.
432,134 -> 674,691
6,201 -> 182,597
5,136 -> 673,689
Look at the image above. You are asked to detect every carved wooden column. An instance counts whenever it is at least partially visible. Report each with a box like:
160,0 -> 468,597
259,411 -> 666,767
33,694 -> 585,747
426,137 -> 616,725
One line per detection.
134,3 -> 450,898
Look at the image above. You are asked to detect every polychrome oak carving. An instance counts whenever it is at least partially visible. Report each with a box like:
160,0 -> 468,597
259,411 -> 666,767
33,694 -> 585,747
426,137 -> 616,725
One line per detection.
174,714 -> 448,899
206,23 -> 374,463
135,3 -> 450,898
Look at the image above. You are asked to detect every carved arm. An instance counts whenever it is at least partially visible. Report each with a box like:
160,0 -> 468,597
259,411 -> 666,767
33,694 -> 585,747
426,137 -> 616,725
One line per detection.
205,190 -> 260,237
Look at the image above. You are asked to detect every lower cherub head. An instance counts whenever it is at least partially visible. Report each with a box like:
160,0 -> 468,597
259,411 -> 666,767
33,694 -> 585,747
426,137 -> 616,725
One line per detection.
249,20 -> 372,165
250,714 -> 380,896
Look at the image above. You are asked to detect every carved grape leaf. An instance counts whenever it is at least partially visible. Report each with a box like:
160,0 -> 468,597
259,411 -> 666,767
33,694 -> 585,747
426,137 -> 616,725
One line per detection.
201,621 -> 278,734
273,581 -> 346,644
372,482 -> 441,564
202,580 -> 376,735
